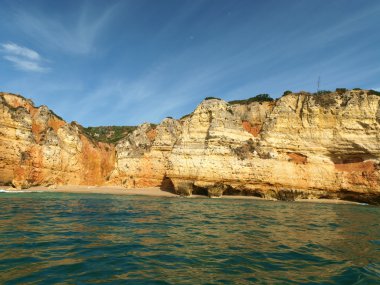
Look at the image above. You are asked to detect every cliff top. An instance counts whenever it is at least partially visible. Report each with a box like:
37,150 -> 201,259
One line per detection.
2,88 -> 379,144
82,125 -> 138,144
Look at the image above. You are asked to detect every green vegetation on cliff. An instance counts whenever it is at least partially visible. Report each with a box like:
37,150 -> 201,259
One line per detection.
314,90 -> 332,95
83,126 -> 137,144
204,96 -> 222,100
369,89 -> 380,96
229,93 -> 274,105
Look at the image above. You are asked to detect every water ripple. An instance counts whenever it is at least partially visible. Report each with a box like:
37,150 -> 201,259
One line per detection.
0,192 -> 379,284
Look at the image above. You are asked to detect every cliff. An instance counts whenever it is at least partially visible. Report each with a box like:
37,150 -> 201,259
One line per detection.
1,90 -> 380,204
0,92 -> 115,188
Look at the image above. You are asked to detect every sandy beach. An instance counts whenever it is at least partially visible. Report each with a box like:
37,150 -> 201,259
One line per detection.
0,185 -> 363,204
26,185 -> 179,197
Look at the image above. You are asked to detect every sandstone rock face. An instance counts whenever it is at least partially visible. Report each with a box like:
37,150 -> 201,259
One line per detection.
164,92 -> 380,203
1,90 -> 380,204
167,99 -> 254,197
257,90 -> 380,202
110,119 -> 181,188
0,93 -> 115,188
231,101 -> 274,137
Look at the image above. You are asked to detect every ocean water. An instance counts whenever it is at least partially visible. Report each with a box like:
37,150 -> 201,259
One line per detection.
0,193 -> 379,284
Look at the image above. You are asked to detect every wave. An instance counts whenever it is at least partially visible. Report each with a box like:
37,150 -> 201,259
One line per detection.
0,189 -> 29,193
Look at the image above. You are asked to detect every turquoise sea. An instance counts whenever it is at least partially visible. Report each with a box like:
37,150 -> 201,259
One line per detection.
0,192 -> 379,284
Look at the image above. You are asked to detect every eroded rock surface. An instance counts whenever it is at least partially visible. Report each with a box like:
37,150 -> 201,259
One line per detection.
109,119 -> 181,188
1,90 -> 380,204
0,92 -> 115,188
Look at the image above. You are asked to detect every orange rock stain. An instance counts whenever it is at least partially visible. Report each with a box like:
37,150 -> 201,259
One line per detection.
242,120 -> 261,137
287,153 -> 308,164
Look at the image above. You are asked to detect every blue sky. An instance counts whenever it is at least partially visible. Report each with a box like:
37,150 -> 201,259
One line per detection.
0,0 -> 379,126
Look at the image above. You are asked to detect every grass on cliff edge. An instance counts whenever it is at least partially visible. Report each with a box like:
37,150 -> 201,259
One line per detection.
228,93 -> 274,104
83,126 -> 137,144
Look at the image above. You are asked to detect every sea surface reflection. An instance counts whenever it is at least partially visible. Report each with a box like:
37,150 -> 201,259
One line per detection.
0,193 -> 379,284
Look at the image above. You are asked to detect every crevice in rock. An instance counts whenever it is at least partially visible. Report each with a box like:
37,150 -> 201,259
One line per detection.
223,186 -> 264,198
337,190 -> 380,205
273,189 -> 307,201
193,185 -> 208,196
160,175 -> 175,194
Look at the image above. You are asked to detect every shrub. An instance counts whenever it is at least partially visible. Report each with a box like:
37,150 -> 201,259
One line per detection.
253,94 -> 273,101
180,113 -> 191,120
229,93 -> 274,105
368,89 -> 380,96
204,97 -> 221,100
314,90 -> 332,95
82,125 -> 137,144
283,90 -> 292,96
336,88 -> 347,94
353,88 -> 362,90
50,110 -> 64,121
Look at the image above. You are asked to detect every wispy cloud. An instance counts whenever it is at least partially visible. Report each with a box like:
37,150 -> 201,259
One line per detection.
11,2 -> 123,55
2,42 -> 40,60
1,0 -> 379,126
1,42 -> 48,72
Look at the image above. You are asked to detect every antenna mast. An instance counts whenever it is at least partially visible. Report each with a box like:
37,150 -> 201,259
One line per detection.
317,76 -> 321,93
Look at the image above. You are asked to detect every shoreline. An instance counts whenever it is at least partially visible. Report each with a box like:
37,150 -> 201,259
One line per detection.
0,185 -> 364,205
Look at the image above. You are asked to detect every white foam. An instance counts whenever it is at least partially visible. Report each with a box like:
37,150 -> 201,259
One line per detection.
0,189 -> 29,193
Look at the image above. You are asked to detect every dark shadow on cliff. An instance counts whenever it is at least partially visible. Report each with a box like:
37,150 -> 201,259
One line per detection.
223,185 -> 264,198
160,176 -> 176,194
159,176 -> 209,196
337,190 -> 380,205
192,185 -> 208,196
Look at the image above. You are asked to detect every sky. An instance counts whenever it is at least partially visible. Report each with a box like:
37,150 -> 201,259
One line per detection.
0,0 -> 380,126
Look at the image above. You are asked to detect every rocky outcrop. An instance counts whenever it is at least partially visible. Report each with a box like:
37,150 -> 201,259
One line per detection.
0,92 -> 115,188
109,119 -> 181,188
167,99 -> 254,197
257,90 -> 380,203
1,90 -> 380,204
164,90 -> 380,203
231,101 -> 274,137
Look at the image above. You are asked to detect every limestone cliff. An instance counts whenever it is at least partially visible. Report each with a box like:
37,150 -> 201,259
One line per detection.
109,119 -> 181,188
1,90 -> 380,204
0,92 -> 115,188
